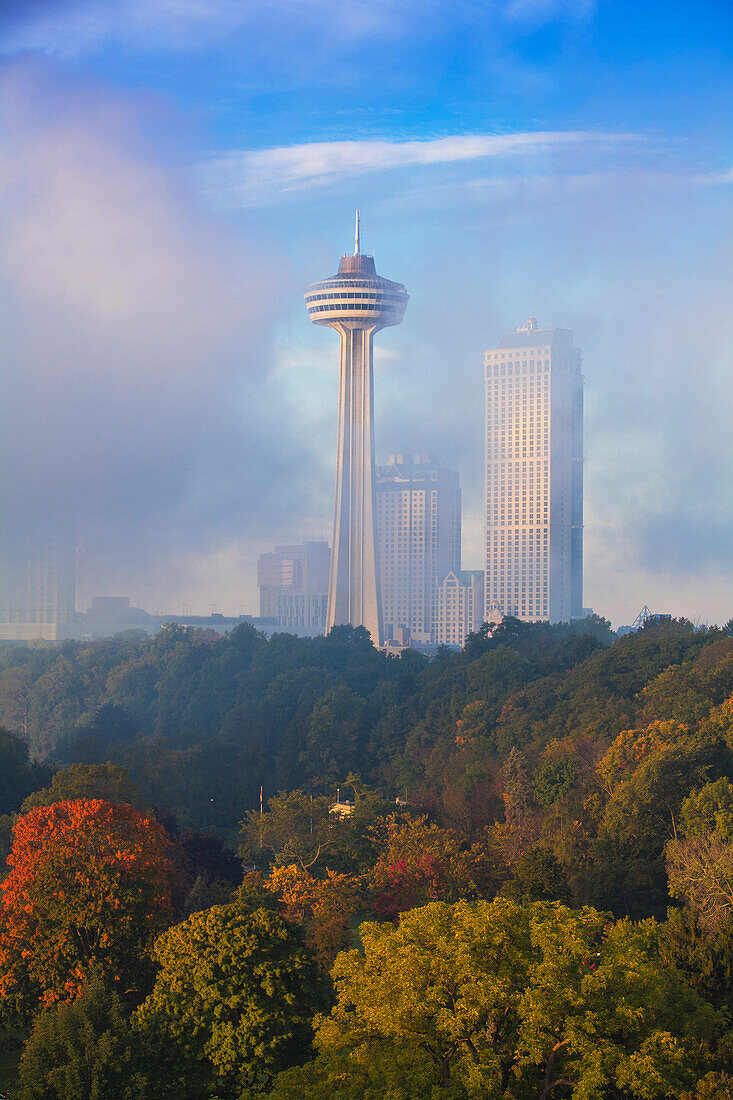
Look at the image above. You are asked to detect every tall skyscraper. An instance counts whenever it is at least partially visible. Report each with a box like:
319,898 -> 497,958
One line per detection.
484,318 -> 583,623
305,214 -> 408,645
257,541 -> 330,636
376,454 -> 461,644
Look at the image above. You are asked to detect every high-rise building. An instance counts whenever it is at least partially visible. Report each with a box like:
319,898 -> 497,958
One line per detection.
305,213 -> 409,645
376,454 -> 461,644
484,317 -> 583,623
257,541 -> 330,636
433,569 -> 484,648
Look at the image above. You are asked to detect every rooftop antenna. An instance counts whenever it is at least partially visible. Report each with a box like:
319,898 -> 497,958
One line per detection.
354,209 -> 360,255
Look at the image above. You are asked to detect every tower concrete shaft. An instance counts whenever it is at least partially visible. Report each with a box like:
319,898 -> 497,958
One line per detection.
305,219 -> 408,645
330,323 -> 380,641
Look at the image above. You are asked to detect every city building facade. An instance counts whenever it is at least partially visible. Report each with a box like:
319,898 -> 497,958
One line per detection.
257,541 -> 330,636
433,569 -> 484,648
484,317 -> 583,623
305,213 -> 408,645
376,453 -> 461,644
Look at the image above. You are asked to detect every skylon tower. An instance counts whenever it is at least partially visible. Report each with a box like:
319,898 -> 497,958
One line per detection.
305,214 -> 408,645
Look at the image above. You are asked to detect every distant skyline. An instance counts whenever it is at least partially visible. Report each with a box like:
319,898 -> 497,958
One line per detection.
1,1 -> 731,628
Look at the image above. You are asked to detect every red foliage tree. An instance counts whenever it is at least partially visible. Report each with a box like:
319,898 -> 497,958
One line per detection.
0,798 -> 173,1019
370,815 -> 506,921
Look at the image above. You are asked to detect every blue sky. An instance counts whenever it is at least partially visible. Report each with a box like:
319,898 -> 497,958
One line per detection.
1,0 -> 731,625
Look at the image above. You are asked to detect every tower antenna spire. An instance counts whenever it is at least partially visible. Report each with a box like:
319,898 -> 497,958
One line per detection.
354,209 -> 360,255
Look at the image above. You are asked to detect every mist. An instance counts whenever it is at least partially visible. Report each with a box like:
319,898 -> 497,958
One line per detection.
1,1 -> 731,627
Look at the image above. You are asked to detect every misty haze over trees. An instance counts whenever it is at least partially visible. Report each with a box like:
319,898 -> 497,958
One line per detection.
2,616 -> 733,1095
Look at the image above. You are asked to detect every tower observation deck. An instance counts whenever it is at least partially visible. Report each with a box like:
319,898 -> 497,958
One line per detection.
305,213 -> 409,645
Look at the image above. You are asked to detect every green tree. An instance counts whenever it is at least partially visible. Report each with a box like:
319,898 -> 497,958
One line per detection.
681,777 -> 733,841
503,846 -> 571,904
240,790 -> 335,871
301,686 -> 365,787
21,762 -> 139,812
595,741 -> 731,918
289,898 -> 718,1097
533,758 -> 577,808
17,978 -> 134,1100
660,907 -> 733,1013
0,726 -> 52,815
132,902 -> 324,1097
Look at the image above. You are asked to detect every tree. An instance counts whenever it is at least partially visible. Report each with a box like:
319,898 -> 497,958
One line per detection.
596,720 -> 690,796
300,686 -> 365,787
291,898 -> 718,1097
0,799 -> 173,1019
595,740 -> 731,918
20,762 -> 139,812
667,834 -> 733,932
503,846 -> 571,904
265,863 -> 362,968
0,726 -> 52,816
681,777 -> 733,841
17,978 -> 134,1100
132,902 -> 324,1098
660,906 -> 733,1013
240,790 -> 335,871
369,815 -> 505,920
494,747 -> 541,863
681,1072 -> 733,1099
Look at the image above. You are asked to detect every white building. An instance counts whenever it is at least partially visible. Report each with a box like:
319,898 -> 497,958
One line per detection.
257,542 -> 330,636
376,454 -> 461,644
433,570 -> 484,648
484,318 -> 583,623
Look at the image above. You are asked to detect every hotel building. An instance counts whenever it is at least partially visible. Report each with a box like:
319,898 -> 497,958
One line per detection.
484,318 -> 583,623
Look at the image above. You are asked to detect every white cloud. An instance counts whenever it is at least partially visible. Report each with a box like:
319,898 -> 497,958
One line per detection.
0,57 -> 325,613
0,0 -> 598,56
200,130 -> 640,206
693,166 -> 733,186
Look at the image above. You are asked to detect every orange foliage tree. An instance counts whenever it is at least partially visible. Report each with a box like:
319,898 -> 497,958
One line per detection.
596,719 -> 690,795
265,864 -> 362,969
0,798 -> 173,1020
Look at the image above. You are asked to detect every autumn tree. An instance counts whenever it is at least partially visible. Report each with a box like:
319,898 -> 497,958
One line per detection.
265,863 -> 362,968
667,834 -> 733,932
369,814 -> 505,920
597,720 -> 691,796
275,898 -> 719,1098
132,902 -> 324,1098
0,799 -> 173,1020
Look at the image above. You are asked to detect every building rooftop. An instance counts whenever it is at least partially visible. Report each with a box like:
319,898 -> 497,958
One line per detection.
497,319 -> 574,349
